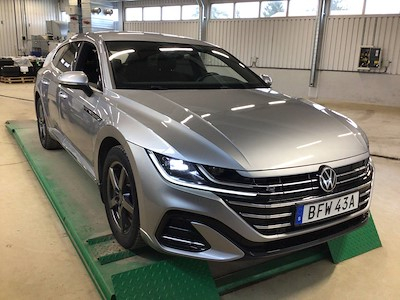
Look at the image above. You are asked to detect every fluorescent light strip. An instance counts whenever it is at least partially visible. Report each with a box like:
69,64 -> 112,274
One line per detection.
159,47 -> 193,52
231,104 -> 255,111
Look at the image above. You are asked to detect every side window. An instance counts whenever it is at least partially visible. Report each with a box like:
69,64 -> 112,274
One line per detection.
75,42 -> 102,91
53,42 -> 79,72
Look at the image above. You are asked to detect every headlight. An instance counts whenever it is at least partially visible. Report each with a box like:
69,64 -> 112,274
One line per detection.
147,150 -> 257,197
148,151 -> 207,185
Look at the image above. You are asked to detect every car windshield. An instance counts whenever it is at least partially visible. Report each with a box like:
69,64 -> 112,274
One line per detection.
106,41 -> 267,90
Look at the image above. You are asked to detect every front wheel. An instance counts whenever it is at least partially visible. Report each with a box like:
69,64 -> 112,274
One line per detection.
100,145 -> 144,249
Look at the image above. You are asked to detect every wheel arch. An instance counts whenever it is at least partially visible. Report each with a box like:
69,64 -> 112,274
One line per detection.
97,136 -> 120,185
95,126 -> 136,186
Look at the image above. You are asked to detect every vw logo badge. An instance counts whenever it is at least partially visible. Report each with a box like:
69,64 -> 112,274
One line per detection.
319,166 -> 337,192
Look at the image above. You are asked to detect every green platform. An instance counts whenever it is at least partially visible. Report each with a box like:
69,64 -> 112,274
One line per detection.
6,120 -> 382,299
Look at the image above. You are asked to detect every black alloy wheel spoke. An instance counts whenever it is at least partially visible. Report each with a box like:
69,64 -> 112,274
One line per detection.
108,162 -> 134,232
108,166 -> 119,193
121,194 -> 134,215
117,204 -> 124,229
108,195 -> 118,210
38,105 -> 45,139
118,168 -> 126,192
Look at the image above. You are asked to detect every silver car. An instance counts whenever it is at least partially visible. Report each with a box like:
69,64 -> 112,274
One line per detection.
34,32 -> 373,261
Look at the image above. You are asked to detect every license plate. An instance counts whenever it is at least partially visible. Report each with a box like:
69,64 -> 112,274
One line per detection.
295,192 -> 359,225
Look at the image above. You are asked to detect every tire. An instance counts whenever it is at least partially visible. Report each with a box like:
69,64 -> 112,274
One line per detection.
36,99 -> 61,150
101,145 -> 144,249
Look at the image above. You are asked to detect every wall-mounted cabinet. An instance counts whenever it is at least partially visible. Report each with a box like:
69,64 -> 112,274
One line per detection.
358,46 -> 382,71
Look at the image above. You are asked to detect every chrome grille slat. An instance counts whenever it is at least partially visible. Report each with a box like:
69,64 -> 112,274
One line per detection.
254,223 -> 292,230
337,165 -> 366,177
258,186 -> 319,196
255,179 -> 318,188
359,197 -> 370,206
161,235 -> 206,247
227,181 -> 372,209
337,171 -> 367,185
239,212 -> 292,219
360,189 -> 370,197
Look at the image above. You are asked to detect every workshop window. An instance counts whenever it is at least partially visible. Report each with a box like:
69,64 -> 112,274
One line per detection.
182,5 -> 199,20
126,7 -> 142,21
235,2 -> 260,18
162,6 -> 181,21
288,0 -> 318,16
211,3 -> 234,19
365,0 -> 400,14
143,6 -> 161,21
330,0 -> 364,15
260,1 -> 288,17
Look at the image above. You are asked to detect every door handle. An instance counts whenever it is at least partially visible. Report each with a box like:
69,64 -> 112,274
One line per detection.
58,91 -> 68,99
41,78 -> 50,85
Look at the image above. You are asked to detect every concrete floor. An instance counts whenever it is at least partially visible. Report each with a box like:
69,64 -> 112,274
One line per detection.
0,82 -> 399,299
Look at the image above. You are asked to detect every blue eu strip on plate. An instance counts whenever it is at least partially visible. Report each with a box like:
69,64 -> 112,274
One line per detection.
295,206 -> 304,225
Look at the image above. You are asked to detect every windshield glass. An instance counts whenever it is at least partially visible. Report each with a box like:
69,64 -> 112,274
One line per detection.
105,41 -> 267,90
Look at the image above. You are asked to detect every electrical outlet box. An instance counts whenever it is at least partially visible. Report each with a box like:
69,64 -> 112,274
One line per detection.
358,46 -> 382,71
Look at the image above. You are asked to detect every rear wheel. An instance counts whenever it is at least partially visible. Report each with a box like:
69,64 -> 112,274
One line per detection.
101,146 -> 144,249
36,99 -> 61,150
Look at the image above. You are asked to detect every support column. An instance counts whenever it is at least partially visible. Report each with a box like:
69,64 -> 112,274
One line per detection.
67,0 -> 82,34
80,0 -> 92,33
197,0 -> 209,41
309,0 -> 329,88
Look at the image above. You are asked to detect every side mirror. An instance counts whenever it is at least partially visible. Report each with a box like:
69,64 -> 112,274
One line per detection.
260,74 -> 272,88
58,71 -> 93,97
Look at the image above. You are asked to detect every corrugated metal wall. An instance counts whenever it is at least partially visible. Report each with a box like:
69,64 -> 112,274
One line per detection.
25,0 -> 59,36
207,18 -> 316,68
321,15 -> 400,74
124,21 -> 199,39
0,1 -> 19,56
0,0 -> 59,57
124,14 -> 400,75
208,15 -> 400,75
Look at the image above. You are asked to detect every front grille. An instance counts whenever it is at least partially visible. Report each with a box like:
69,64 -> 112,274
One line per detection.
211,159 -> 373,235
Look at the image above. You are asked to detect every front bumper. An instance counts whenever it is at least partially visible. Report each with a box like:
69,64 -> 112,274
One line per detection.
127,143 -> 373,261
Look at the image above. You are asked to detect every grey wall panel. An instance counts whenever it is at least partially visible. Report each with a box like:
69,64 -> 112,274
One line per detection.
207,18 -> 316,69
376,16 -> 400,75
124,21 -> 199,39
0,0 -> 59,57
207,15 -> 400,74
320,15 -> 400,74
0,0 -> 19,56
392,19 -> 400,75
25,0 -> 59,36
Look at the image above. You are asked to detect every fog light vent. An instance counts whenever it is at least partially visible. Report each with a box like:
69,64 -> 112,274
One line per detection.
158,217 -> 210,252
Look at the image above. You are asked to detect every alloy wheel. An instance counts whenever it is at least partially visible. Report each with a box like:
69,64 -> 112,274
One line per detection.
107,161 -> 135,233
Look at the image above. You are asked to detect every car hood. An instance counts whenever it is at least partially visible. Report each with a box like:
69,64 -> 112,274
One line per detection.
114,88 -> 368,171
